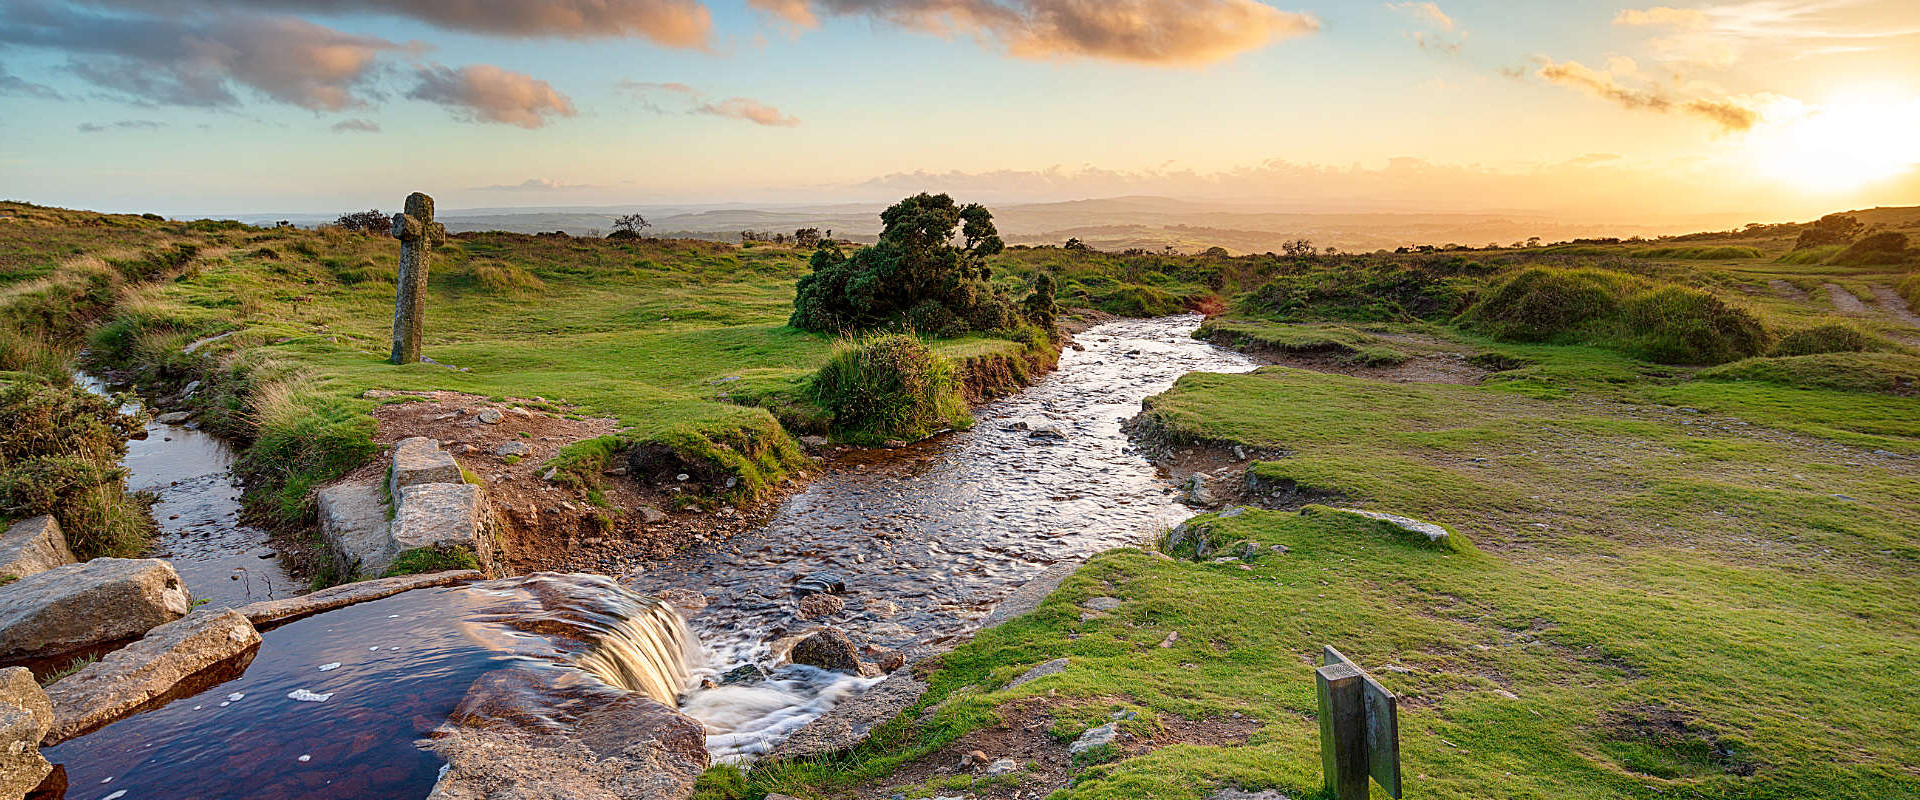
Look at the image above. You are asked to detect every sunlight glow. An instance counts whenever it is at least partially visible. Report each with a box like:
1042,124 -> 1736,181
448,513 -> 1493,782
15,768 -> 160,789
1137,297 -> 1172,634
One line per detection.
1743,90 -> 1920,194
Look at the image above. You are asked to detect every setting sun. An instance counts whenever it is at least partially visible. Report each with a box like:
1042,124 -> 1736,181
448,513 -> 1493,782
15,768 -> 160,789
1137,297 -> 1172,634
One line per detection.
1745,91 -> 1920,193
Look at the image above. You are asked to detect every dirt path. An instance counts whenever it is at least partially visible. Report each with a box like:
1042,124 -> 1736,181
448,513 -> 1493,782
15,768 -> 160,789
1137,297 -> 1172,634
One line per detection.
1825,283 -> 1871,314
1769,279 -> 1809,301
1871,285 -> 1920,328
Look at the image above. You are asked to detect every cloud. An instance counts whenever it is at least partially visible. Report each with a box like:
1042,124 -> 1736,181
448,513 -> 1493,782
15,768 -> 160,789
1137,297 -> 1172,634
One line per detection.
330,118 -> 380,133
79,0 -> 714,49
0,2 -> 403,110
1534,57 -> 1758,131
746,0 -> 1318,65
0,63 -> 61,99
474,178 -> 601,191
622,80 -> 801,127
408,64 -> 577,128
695,97 -> 801,127
1613,6 -> 1708,28
1387,2 -> 1454,31
77,119 -> 164,132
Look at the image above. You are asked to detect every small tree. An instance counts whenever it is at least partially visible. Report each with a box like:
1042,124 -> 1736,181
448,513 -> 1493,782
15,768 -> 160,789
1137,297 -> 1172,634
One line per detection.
1795,213 -> 1862,250
790,193 -> 1011,334
608,213 -> 650,240
794,228 -> 822,248
1063,237 -> 1090,251
334,209 -> 388,235
1023,272 -> 1058,333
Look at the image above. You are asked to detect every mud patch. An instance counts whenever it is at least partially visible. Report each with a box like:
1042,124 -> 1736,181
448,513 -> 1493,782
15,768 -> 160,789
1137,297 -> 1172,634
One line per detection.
360,391 -> 799,574
1599,704 -> 1756,779
847,698 -> 1262,800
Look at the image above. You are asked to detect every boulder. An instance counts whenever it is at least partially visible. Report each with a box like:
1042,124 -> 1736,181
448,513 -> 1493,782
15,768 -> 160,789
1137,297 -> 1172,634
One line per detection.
767,670 -> 928,762
717,663 -> 768,686
1005,657 -> 1070,690
0,517 -> 75,582
0,667 -> 51,797
1027,420 -> 1069,440
494,440 -> 531,458
788,628 -> 862,673
388,482 -> 486,568
429,668 -> 708,800
1333,508 -> 1452,544
792,573 -> 845,596
1069,722 -> 1118,755
0,559 -> 189,664
317,479 -> 390,579
796,593 -> 845,620
1181,473 -> 1213,507
41,608 -> 260,744
390,437 -> 463,500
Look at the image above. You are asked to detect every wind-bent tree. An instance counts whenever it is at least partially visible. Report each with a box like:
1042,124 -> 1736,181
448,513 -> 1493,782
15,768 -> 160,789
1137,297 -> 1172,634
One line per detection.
790,193 -> 1023,336
608,213 -> 650,240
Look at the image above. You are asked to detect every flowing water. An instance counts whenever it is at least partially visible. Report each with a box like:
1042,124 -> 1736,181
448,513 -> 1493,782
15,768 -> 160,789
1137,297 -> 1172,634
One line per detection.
73,373 -> 299,606
628,314 -> 1258,761
43,315 -> 1254,793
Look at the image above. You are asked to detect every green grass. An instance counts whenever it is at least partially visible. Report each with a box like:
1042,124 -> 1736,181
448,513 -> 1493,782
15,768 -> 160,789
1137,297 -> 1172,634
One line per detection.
381,544 -> 482,577
1194,318 -> 1409,366
1628,245 -> 1763,260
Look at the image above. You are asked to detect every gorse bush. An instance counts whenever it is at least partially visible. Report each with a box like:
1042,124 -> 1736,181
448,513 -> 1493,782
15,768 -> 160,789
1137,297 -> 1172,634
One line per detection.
1772,323 -> 1878,357
791,194 -> 1035,336
810,333 -> 971,444
1830,231 -> 1912,266
0,374 -> 151,558
1463,267 -> 1769,365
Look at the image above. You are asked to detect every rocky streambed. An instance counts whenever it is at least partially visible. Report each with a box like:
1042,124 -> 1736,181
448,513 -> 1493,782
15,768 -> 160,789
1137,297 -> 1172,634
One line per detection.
10,314 -> 1256,798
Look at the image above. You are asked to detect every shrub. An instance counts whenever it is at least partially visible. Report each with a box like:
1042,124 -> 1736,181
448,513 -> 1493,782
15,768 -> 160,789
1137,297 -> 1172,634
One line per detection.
1244,259 -> 1481,322
1620,286 -> 1771,364
1772,324 -> 1877,357
333,209 -> 390,235
1097,284 -> 1184,317
1460,268 -> 1628,342
810,334 -> 971,444
790,193 -> 1007,334
0,374 -> 151,558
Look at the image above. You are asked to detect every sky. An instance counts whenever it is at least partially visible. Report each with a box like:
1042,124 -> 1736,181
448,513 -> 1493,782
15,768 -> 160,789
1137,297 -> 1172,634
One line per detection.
1,0 -> 1917,222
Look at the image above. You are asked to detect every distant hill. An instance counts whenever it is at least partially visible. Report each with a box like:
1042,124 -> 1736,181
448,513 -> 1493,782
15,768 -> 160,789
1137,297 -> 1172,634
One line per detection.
223,197 -> 1919,255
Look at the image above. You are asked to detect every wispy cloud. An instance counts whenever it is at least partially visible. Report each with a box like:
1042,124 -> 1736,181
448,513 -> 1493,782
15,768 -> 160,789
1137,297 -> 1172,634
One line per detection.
77,119 -> 164,133
1387,2 -> 1454,31
1614,1 -> 1920,67
1534,57 -> 1759,131
621,80 -> 801,127
330,118 -> 381,134
1388,2 -> 1463,55
408,64 -> 577,128
0,63 -> 61,99
747,0 -> 1318,66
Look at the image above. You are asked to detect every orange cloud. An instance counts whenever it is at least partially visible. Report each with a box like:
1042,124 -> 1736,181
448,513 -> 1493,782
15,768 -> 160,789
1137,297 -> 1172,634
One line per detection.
695,97 -> 801,127
1613,6 -> 1709,28
1534,57 -> 1757,131
749,0 -> 1318,66
408,64 -> 577,129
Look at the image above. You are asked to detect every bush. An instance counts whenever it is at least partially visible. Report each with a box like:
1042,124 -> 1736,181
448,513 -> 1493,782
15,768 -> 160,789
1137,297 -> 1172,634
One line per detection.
1463,267 -> 1769,364
1244,259 -> 1482,322
333,209 -> 389,235
0,374 -> 151,558
1098,284 -> 1185,317
790,193 -> 1010,335
1772,324 -> 1877,357
810,334 -> 971,444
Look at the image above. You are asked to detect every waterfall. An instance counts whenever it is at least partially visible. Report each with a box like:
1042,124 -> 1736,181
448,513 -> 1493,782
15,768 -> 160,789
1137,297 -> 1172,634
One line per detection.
576,600 -> 704,705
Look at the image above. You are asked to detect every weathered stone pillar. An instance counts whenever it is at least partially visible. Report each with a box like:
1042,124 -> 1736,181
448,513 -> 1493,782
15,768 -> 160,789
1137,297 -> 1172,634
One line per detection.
389,192 -> 446,364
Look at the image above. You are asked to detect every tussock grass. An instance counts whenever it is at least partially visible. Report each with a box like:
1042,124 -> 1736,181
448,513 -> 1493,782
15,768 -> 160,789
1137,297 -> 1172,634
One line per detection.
810,333 -> 972,445
1771,323 -> 1881,356
1629,245 -> 1762,260
1699,352 -> 1920,396
1462,267 -> 1769,364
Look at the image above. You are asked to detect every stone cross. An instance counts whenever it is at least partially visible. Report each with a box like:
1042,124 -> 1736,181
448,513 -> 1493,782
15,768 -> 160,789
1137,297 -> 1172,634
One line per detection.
389,192 -> 446,364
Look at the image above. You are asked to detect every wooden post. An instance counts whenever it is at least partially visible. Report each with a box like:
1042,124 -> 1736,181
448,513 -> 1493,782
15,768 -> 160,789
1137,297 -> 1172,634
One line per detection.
1317,661 -> 1368,800
1321,646 -> 1404,799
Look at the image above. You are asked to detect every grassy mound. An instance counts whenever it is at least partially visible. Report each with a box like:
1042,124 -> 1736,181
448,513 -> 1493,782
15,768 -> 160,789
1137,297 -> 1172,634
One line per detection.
1461,267 -> 1769,364
1195,318 -> 1408,366
1771,323 -> 1880,356
810,333 -> 972,445
1094,284 -> 1186,317
0,374 -> 152,558
1629,245 -> 1763,260
1242,258 -> 1483,322
1829,232 -> 1912,266
1699,353 -> 1920,396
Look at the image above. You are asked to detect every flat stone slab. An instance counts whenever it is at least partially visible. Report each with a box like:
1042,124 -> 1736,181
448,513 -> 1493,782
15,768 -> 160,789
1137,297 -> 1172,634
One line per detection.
1005,657 -> 1070,690
767,670 -> 927,762
42,608 -> 260,745
390,482 -> 484,564
1332,508 -> 1451,544
232,570 -> 482,627
982,561 -> 1080,629
390,436 -> 462,500
0,667 -> 51,796
0,558 -> 188,663
0,516 -> 75,582
317,478 -> 391,579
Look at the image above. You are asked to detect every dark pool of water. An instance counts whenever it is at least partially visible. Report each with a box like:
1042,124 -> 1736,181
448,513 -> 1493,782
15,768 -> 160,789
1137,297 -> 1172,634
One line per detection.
624,315 -> 1257,759
39,586 -> 503,800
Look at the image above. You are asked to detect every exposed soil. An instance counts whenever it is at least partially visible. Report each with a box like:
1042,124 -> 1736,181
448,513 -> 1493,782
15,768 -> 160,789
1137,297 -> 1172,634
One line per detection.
840,697 -> 1261,800
1824,283 -> 1870,314
1871,285 -> 1920,327
355,391 -> 806,574
1600,703 -> 1758,778
1767,279 -> 1809,301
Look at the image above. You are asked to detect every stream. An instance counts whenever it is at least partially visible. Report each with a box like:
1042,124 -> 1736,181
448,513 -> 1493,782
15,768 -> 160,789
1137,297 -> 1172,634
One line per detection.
44,315 -> 1258,794
628,314 -> 1259,760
